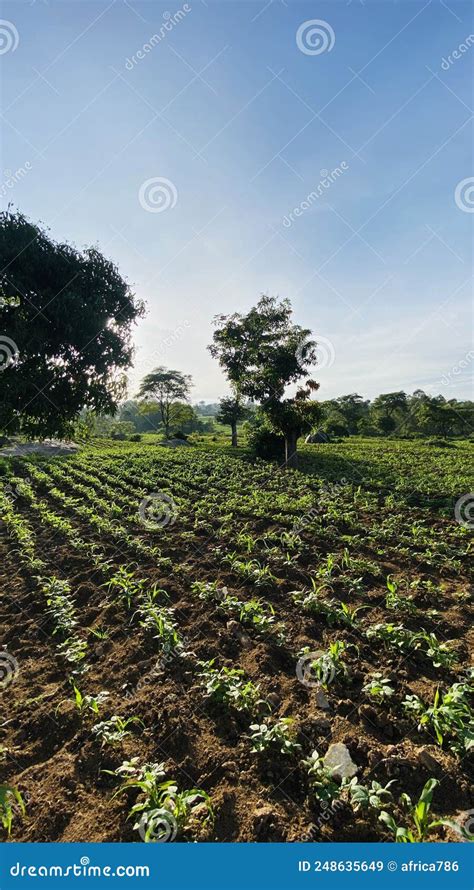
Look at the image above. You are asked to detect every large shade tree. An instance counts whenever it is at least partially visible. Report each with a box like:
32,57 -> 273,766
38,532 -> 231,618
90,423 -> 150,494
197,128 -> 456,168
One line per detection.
137,366 -> 192,438
0,211 -> 144,438
209,295 -> 320,467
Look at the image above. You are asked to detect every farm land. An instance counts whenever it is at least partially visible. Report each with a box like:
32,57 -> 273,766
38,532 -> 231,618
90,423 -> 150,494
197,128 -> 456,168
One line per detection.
0,437 -> 472,843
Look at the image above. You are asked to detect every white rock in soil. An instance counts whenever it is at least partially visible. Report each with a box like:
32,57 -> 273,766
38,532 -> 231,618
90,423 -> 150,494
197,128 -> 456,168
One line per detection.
323,742 -> 357,779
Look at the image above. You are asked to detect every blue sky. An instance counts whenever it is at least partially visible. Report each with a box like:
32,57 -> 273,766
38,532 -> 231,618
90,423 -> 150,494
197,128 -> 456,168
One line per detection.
1,0 -> 473,402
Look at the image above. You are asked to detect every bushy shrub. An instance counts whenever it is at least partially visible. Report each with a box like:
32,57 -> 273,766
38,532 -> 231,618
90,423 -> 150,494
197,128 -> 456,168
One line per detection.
246,421 -> 285,460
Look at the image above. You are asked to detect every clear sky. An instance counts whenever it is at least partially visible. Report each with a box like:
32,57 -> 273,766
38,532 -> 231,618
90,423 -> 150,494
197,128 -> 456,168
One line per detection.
1,0 -> 473,403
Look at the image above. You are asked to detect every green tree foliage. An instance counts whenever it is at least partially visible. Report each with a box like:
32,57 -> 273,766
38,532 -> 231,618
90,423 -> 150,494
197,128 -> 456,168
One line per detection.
320,393 -> 370,436
216,396 -> 250,446
319,390 -> 473,439
209,295 -> 320,466
372,391 -> 408,435
137,367 -> 192,438
0,211 -> 144,438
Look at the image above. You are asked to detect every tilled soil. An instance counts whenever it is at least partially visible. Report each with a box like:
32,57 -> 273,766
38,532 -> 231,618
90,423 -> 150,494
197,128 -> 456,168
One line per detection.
0,448 -> 472,843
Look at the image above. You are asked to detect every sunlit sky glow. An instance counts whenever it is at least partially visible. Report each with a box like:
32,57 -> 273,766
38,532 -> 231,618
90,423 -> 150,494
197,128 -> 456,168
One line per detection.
1,0 -> 473,403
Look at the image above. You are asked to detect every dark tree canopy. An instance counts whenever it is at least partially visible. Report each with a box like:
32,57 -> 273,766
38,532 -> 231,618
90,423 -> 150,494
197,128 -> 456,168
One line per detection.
209,295 -> 317,402
209,295 -> 320,466
0,211 -> 144,438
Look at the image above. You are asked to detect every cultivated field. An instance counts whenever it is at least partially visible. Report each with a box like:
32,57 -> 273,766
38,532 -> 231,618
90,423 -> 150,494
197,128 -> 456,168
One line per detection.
0,438 -> 472,842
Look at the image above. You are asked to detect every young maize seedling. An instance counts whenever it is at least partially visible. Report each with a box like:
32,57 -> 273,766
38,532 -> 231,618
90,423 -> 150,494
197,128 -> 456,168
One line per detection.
0,785 -> 25,836
379,778 -> 441,842
385,576 -> 417,614
300,641 -> 351,688
70,681 -> 110,715
403,682 -> 474,753
108,759 -> 213,842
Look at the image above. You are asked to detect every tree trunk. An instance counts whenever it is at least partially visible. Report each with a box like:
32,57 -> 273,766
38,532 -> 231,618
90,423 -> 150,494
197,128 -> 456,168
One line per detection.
285,430 -> 298,468
231,421 -> 238,447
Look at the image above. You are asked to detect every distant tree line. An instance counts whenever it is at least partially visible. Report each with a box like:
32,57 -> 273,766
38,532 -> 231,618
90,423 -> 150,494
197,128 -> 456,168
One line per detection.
318,391 -> 473,439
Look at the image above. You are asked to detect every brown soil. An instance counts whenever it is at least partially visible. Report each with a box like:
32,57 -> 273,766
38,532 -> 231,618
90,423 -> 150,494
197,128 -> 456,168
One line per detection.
0,460 -> 472,844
